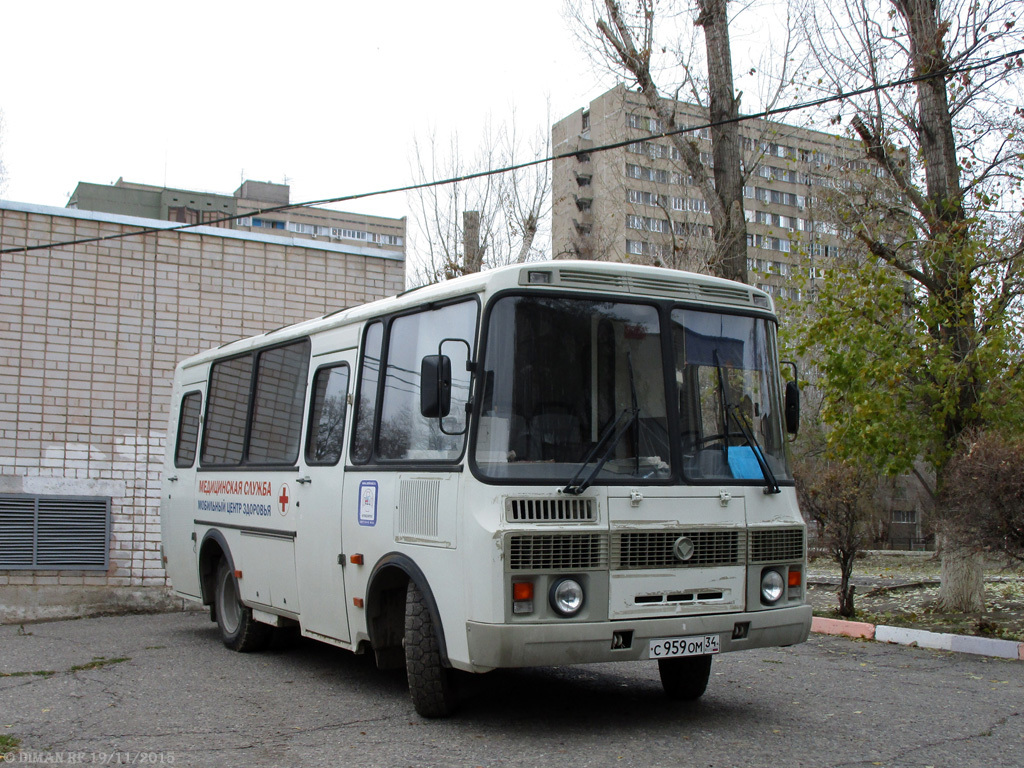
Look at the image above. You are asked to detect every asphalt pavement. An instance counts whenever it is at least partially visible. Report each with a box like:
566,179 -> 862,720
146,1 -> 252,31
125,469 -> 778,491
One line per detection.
2,610 -> 1022,768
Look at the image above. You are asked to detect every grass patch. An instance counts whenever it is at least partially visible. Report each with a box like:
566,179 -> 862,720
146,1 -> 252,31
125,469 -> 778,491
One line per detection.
1,656 -> 131,679
0,670 -> 56,678
808,564 -> 1024,642
70,656 -> 130,672
0,734 -> 21,758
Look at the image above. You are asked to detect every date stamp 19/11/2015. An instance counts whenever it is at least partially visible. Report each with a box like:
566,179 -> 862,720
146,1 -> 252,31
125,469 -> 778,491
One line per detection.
2,753 -> 175,765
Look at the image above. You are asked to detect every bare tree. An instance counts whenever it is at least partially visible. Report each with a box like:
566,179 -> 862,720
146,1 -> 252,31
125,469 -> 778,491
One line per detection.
940,431 -> 1024,564
566,0 -> 802,283
796,458 -> 875,617
408,112 -> 551,285
797,0 -> 1024,611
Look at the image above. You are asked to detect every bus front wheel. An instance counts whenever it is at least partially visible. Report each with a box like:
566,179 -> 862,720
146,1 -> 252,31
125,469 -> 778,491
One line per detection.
658,655 -> 712,701
404,580 -> 455,717
214,559 -> 272,653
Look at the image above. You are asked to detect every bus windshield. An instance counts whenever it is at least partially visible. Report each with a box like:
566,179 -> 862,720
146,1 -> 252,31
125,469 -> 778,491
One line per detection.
473,295 -> 792,485
475,295 -> 671,483
671,308 -> 792,485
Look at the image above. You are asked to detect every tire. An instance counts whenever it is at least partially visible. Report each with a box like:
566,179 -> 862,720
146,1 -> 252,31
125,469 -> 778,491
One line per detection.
658,654 -> 713,701
404,580 -> 456,718
214,559 -> 272,653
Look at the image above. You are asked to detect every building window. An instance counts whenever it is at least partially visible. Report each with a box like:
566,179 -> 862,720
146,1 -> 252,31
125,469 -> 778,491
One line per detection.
0,495 -> 110,570
892,510 -> 918,525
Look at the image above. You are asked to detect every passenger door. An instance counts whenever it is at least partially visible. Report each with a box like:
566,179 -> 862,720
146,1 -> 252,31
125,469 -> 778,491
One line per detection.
293,350 -> 355,645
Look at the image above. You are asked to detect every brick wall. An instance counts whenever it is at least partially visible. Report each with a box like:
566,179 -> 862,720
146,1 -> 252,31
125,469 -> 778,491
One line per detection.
0,202 -> 404,596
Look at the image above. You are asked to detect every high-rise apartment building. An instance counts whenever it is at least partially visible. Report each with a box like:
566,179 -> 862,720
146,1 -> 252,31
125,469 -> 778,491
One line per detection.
68,178 -> 406,258
552,85 -> 870,300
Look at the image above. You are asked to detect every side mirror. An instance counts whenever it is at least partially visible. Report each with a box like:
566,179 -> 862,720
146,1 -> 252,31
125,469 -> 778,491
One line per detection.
785,379 -> 800,435
420,354 -> 452,418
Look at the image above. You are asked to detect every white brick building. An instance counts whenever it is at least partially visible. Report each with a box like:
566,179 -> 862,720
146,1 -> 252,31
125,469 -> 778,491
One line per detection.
0,200 -> 404,621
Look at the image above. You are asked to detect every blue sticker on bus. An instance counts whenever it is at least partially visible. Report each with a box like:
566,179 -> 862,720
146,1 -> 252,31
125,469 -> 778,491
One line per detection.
358,480 -> 378,527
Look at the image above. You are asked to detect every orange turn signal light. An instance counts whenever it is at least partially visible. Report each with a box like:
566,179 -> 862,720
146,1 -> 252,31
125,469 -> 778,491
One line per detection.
512,582 -> 534,602
349,554 -> 364,565
788,569 -> 802,588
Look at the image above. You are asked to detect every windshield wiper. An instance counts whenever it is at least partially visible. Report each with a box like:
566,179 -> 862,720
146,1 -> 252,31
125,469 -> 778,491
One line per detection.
562,407 -> 638,496
563,352 -> 641,496
713,351 -> 781,495
726,404 -> 781,494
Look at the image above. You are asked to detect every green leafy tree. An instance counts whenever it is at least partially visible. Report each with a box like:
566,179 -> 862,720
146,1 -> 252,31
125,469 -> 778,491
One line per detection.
794,0 -> 1024,610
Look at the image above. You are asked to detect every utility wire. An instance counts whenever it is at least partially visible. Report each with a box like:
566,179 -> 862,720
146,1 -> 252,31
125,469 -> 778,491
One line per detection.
3,46 -> 1022,257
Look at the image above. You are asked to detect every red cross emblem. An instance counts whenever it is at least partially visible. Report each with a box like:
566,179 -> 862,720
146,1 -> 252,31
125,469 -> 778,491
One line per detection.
279,484 -> 290,515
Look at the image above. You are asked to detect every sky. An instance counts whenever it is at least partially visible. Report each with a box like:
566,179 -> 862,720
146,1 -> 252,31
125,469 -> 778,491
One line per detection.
0,1 -> 605,220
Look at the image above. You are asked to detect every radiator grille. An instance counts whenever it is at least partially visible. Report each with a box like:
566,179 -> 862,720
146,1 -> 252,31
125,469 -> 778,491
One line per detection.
506,497 -> 596,523
613,530 -> 743,569
507,533 -> 608,571
749,528 -> 805,563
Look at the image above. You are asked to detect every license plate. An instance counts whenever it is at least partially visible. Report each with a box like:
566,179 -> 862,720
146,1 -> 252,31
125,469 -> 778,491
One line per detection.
648,634 -> 721,659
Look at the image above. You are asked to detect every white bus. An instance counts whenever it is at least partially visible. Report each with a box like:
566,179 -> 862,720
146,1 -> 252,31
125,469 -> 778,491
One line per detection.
160,260 -> 811,717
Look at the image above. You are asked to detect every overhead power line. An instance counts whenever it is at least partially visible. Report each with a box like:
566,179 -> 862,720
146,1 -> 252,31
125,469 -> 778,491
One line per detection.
3,46 -> 1022,257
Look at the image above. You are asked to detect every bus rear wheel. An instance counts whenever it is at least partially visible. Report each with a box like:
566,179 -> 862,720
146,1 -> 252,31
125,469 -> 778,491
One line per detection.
404,580 -> 455,718
658,655 -> 713,701
214,559 -> 272,653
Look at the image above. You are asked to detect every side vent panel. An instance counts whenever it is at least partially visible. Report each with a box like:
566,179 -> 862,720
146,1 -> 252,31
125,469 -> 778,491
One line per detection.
395,478 -> 441,541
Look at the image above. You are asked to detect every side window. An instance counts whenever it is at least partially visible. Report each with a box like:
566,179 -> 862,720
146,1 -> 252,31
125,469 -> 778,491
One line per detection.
351,322 -> 383,464
248,340 -> 311,464
306,364 -> 350,466
199,338 -> 311,467
378,300 -> 477,462
174,391 -> 202,468
201,355 -> 253,466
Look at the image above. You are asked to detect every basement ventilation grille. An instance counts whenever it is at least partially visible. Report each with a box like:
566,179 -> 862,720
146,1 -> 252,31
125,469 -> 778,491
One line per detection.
0,494 -> 110,570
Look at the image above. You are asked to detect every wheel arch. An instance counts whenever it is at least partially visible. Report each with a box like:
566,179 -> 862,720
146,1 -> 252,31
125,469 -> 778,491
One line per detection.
366,552 -> 450,667
198,529 -> 234,607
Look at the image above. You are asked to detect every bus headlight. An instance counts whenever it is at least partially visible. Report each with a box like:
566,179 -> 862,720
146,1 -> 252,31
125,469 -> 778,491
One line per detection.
549,578 -> 585,617
760,569 -> 785,605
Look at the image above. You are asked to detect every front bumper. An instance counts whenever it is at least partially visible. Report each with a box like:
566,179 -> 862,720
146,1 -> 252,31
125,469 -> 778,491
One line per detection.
462,604 -> 812,672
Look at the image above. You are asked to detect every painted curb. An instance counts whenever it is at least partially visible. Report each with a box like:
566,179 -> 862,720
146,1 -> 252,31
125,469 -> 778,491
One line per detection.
874,625 -> 952,651
812,616 -> 1024,661
810,616 -> 875,639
